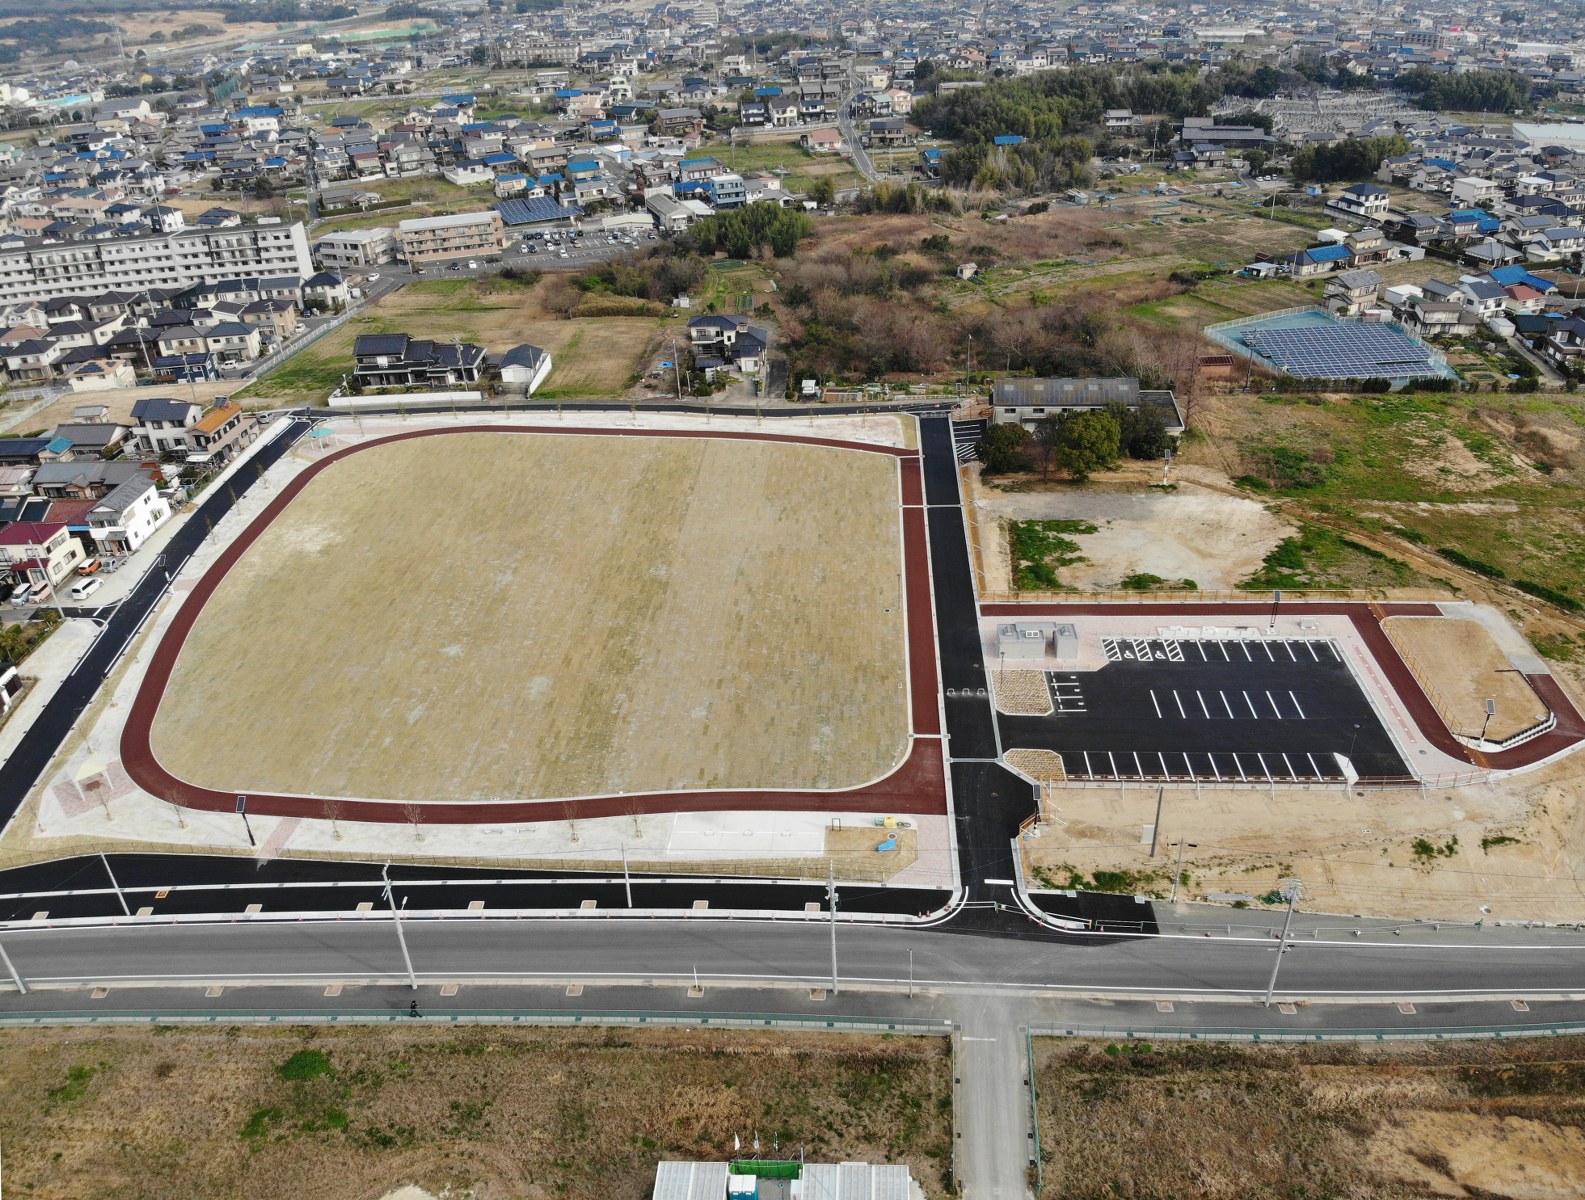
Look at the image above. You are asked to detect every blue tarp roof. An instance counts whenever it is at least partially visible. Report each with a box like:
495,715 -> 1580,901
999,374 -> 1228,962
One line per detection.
1302,244 -> 1354,262
1487,264 -> 1556,291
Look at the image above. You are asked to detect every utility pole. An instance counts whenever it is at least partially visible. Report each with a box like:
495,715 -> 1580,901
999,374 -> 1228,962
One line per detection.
907,947 -> 913,999
381,862 -> 418,991
827,861 -> 839,995
0,935 -> 25,994
622,845 -> 632,908
671,338 -> 682,402
1149,785 -> 1164,857
1262,879 -> 1303,1007
1170,839 -> 1197,905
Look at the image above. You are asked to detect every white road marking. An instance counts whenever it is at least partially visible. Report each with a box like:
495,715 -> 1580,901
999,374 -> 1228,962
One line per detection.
1173,690 -> 1187,718
1221,691 -> 1237,719
1266,690 -> 1283,719
1288,690 -> 1306,719
1243,690 -> 1260,719
1197,691 -> 1211,719
1150,690 -> 1162,718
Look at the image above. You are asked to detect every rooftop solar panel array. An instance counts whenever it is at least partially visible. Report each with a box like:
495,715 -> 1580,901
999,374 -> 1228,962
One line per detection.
494,197 -> 583,225
1241,322 -> 1442,380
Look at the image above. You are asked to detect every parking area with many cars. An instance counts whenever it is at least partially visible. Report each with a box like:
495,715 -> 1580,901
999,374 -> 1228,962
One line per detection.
405,226 -> 663,278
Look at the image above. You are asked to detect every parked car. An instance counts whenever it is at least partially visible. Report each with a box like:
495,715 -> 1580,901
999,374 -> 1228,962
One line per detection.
449,262 -> 461,271
467,260 -> 479,269
76,557 -> 101,576
68,577 -> 102,602
7,582 -> 30,605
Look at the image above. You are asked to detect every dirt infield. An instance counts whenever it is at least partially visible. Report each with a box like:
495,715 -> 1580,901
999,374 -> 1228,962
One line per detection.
125,426 -> 945,823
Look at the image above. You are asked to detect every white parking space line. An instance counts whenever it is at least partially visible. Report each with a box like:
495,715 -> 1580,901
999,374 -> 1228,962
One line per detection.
1150,690 -> 1162,718
1221,691 -> 1236,719
1307,752 -> 1324,777
1282,752 -> 1297,777
1288,690 -> 1307,719
1284,641 -> 1298,661
1196,641 -> 1208,661
1306,641 -> 1320,661
1197,691 -> 1211,719
1218,642 -> 1230,661
1133,751 -> 1144,776
1242,690 -> 1260,719
1173,690 -> 1186,718
1234,754 -> 1248,781
1262,641 -> 1275,661
1265,690 -> 1283,718
1083,751 -> 1093,776
1107,751 -> 1120,776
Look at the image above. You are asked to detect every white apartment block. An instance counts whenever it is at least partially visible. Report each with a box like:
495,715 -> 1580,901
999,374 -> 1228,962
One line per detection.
397,211 -> 506,263
315,226 -> 398,270
0,222 -> 315,306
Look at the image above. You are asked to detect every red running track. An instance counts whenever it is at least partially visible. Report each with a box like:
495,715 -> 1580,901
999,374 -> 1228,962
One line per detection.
982,600 -> 1585,772
121,425 -> 946,824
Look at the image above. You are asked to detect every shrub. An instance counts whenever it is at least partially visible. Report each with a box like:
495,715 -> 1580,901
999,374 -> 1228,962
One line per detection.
1437,546 -> 1505,579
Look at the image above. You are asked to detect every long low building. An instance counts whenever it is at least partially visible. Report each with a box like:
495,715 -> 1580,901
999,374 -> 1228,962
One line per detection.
990,377 -> 1185,434
0,222 -> 314,307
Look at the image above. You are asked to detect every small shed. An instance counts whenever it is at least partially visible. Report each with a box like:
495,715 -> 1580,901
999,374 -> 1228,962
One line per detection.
956,262 -> 979,280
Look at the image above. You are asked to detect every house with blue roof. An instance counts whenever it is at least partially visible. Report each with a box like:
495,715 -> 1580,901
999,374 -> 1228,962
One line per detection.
1291,243 -> 1355,278
993,134 -> 1024,147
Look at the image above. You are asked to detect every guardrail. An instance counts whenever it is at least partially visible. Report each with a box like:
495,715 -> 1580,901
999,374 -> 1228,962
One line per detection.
0,1006 -> 955,1034
979,588 -> 1365,603
1029,1020 -> 1585,1043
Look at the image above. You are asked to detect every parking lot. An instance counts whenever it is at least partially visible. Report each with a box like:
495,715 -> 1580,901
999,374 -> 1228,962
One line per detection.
997,637 -> 1409,782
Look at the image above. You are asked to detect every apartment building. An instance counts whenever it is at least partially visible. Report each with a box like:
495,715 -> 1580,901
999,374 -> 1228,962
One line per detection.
0,222 -> 315,307
396,211 -> 506,263
316,226 -> 398,271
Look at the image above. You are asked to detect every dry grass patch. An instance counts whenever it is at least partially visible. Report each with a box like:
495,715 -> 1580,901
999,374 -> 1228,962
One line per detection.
1036,1037 -> 1585,1200
151,431 -> 908,803
238,279 -> 670,405
0,1025 -> 952,1200
1385,616 -> 1550,740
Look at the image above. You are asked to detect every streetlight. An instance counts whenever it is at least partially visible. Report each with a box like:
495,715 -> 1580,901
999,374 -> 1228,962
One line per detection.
381,862 -> 418,991
1480,698 -> 1496,746
1262,879 -> 1304,1007
1169,839 -> 1198,904
826,861 -> 839,996
235,795 -> 255,847
0,933 -> 26,994
1269,588 -> 1281,633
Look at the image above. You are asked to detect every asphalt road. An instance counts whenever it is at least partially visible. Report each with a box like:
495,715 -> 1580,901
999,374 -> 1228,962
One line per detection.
7,918 -> 1585,1001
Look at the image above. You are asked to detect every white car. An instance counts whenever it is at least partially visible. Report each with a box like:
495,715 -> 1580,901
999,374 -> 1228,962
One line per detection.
467,260 -> 479,269
7,582 -> 30,606
368,272 -> 381,281
68,577 -> 102,602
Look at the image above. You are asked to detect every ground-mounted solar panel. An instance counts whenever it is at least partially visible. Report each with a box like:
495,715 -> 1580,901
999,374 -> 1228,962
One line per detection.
1240,322 -> 1441,379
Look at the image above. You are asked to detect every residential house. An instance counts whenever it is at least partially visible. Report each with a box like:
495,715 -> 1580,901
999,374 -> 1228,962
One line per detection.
87,473 -> 170,555
0,521 -> 84,591
1328,183 -> 1390,221
498,342 -> 553,394
129,396 -> 203,456
183,400 -> 256,466
1325,268 -> 1383,317
687,316 -> 768,375
352,333 -> 487,387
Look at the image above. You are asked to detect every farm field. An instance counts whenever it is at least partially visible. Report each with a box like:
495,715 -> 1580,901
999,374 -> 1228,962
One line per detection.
235,278 -> 671,405
1034,1036 -> 1585,1200
716,139 -> 864,193
149,430 -> 909,804
0,1024 -> 952,1200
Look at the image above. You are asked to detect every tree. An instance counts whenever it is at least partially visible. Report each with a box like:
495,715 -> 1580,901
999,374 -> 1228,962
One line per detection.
468,45 -> 490,66
1051,409 -> 1120,481
1106,400 -> 1171,459
807,176 -> 835,207
976,422 -> 1031,473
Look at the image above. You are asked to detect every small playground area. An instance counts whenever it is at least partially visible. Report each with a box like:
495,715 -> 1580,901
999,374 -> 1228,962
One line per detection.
145,429 -> 911,807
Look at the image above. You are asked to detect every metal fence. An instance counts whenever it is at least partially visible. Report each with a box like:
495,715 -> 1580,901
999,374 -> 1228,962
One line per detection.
1029,1020 -> 1585,1043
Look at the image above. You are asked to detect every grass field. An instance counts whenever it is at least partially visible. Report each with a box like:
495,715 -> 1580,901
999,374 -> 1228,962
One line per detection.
1035,1036 -> 1585,1199
235,279 -> 670,405
150,431 -> 908,804
711,140 -> 863,193
0,1024 -> 951,1200
1184,389 -> 1585,602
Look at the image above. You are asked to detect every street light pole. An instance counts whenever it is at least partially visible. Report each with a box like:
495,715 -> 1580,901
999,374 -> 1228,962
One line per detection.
1149,785 -> 1164,857
381,862 -> 417,991
1262,880 -> 1303,1007
0,935 -> 26,994
1480,697 -> 1496,746
827,861 -> 839,996
1269,588 -> 1281,634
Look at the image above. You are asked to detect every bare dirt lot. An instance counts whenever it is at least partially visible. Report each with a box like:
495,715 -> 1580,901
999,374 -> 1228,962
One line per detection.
963,466 -> 1295,593
1036,1036 -> 1585,1200
1385,615 -> 1550,741
149,431 -> 908,803
0,1024 -> 951,1200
